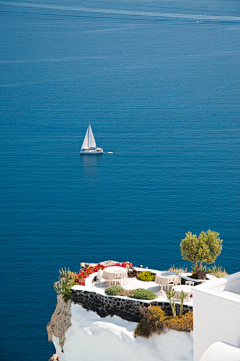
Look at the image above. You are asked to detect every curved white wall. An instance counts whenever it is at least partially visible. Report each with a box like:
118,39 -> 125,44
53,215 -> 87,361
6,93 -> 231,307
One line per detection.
193,272 -> 240,361
200,341 -> 240,361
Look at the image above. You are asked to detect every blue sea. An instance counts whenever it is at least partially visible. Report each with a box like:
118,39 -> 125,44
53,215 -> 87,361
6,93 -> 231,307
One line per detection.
0,0 -> 239,359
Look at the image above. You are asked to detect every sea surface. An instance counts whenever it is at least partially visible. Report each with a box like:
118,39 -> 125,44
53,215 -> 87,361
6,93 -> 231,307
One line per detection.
0,0 -> 240,359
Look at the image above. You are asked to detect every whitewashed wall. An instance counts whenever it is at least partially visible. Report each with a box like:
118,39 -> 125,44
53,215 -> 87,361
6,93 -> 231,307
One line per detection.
192,272 -> 240,361
53,303 -> 193,361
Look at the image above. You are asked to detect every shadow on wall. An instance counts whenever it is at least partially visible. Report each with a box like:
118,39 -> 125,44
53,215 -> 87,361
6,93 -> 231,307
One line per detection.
200,341 -> 240,361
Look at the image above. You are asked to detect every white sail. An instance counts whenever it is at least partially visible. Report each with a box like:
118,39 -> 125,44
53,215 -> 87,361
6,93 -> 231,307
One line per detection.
88,124 -> 96,149
81,123 -> 97,150
81,127 -> 89,150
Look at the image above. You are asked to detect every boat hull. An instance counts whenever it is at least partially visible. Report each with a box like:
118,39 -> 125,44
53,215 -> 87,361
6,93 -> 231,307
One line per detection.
80,149 -> 103,155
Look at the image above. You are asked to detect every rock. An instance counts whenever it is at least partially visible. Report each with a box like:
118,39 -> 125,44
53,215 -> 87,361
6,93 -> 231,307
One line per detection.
79,260 -> 131,271
99,260 -> 120,267
79,262 -> 98,271
46,293 -> 71,351
48,354 -> 59,361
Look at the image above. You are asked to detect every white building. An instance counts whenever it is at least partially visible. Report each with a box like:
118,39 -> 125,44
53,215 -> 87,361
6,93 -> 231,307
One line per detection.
192,272 -> 240,361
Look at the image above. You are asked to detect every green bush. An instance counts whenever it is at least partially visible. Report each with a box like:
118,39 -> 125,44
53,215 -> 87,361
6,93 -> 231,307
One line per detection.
129,288 -> 157,300
105,285 -> 126,296
54,278 -> 74,303
62,279 -> 74,302
137,271 -> 156,282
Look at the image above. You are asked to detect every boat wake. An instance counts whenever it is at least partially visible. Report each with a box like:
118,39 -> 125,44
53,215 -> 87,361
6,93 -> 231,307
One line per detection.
1,1 -> 240,22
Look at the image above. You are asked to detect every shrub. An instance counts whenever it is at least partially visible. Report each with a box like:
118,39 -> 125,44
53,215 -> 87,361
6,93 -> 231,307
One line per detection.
191,264 -> 228,278
129,288 -> 158,300
210,266 -> 228,278
58,267 -> 70,279
168,266 -> 188,273
67,271 -> 78,281
105,285 -> 126,296
164,311 -> 193,332
134,306 -> 193,338
134,306 -> 167,338
55,268 -> 76,302
54,278 -> 74,303
137,271 -> 156,282
61,279 -> 74,302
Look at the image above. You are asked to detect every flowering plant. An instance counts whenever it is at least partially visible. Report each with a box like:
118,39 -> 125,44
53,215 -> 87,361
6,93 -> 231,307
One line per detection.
74,262 -> 133,286
121,262 -> 133,268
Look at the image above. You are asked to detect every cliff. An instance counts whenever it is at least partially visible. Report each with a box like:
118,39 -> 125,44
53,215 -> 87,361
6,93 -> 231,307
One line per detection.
47,284 -> 72,351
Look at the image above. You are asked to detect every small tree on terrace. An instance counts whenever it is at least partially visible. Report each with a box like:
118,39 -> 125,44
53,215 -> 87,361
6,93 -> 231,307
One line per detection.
180,230 -> 223,273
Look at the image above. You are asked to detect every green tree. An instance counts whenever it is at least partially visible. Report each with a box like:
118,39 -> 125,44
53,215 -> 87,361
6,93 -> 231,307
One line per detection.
180,230 -> 223,273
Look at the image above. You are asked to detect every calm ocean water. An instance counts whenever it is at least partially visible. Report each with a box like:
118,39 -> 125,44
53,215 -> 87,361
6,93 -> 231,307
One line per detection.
0,0 -> 240,359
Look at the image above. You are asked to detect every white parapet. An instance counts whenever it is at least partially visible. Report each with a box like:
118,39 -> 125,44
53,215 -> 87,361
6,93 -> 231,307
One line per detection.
84,272 -> 98,288
192,271 -> 240,361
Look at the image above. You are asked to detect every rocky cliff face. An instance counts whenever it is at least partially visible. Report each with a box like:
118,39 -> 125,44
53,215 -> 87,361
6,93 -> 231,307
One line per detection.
46,286 -> 72,351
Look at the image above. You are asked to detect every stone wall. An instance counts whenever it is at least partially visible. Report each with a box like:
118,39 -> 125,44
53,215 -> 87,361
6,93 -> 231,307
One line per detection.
71,289 -> 193,322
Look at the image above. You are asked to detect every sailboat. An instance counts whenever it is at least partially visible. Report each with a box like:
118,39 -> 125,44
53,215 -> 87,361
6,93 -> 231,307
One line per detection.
80,122 -> 103,155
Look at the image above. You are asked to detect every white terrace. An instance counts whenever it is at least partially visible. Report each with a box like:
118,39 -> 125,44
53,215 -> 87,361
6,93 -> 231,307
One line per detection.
72,267 -> 216,306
